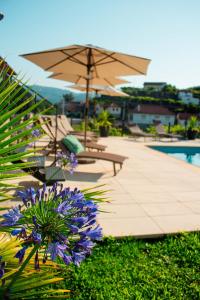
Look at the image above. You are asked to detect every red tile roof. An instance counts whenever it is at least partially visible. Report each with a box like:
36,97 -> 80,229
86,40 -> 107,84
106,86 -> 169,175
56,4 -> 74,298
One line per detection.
131,104 -> 174,116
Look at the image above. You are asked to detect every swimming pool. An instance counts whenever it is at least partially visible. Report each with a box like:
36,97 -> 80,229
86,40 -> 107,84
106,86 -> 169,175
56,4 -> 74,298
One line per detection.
149,146 -> 200,167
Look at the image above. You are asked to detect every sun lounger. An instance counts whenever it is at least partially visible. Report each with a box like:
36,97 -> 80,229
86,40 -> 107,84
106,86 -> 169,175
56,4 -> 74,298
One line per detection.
38,117 -> 127,175
44,115 -> 98,143
128,124 -> 155,140
58,114 -> 98,139
58,141 -> 127,176
155,124 -> 182,140
39,116 -> 106,152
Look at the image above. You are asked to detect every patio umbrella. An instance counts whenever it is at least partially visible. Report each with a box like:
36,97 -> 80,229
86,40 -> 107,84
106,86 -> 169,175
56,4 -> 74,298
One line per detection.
48,72 -> 130,86
21,44 -> 151,145
68,84 -> 129,97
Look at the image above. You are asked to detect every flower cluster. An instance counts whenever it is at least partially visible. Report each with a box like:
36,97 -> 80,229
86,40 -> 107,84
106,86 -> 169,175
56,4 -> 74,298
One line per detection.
56,152 -> 78,174
26,124 -> 41,138
0,183 -> 102,268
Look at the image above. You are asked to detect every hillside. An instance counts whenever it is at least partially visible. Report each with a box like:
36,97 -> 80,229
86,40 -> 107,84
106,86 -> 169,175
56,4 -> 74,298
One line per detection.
29,85 -> 85,104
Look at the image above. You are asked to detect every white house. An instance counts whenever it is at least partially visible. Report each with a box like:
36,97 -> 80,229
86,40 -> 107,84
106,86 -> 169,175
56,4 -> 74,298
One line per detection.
143,82 -> 167,91
128,104 -> 175,126
177,113 -> 192,126
178,91 -> 199,105
96,103 -> 121,117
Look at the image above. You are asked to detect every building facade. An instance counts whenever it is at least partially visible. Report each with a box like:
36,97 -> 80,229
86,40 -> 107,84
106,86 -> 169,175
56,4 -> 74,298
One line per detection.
143,82 -> 167,91
128,104 -> 175,126
178,91 -> 199,105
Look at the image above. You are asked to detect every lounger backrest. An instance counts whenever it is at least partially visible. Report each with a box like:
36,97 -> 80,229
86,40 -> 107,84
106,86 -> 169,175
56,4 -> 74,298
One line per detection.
156,124 -> 165,134
59,115 -> 74,132
38,116 -> 54,140
129,124 -> 144,134
39,115 -> 64,141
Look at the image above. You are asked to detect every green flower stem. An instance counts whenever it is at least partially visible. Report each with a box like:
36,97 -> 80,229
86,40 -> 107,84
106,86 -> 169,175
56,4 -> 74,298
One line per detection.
6,244 -> 40,293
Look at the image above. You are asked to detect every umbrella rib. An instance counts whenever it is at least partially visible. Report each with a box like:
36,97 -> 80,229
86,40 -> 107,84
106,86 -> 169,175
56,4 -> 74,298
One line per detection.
45,48 -> 87,71
61,50 -> 88,66
104,78 -> 115,87
21,46 -> 81,57
94,47 -> 151,62
94,48 -> 146,75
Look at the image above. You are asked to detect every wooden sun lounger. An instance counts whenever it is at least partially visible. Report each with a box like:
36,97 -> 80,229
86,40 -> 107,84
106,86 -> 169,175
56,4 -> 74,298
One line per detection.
39,116 -> 107,152
43,115 -> 98,143
128,124 -> 155,140
155,124 -> 182,140
58,141 -> 128,176
58,115 -> 98,139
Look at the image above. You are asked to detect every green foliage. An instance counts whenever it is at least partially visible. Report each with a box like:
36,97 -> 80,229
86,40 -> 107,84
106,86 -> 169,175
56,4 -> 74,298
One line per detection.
0,67 -> 47,202
109,127 -> 122,136
88,118 -> 99,132
170,124 -> 185,135
97,110 -> 112,127
147,125 -> 156,135
187,116 -> 199,130
59,233 -> 200,299
63,92 -> 75,103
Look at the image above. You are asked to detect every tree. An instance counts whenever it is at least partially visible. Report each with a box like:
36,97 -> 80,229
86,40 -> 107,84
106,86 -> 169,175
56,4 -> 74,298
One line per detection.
63,92 -> 75,103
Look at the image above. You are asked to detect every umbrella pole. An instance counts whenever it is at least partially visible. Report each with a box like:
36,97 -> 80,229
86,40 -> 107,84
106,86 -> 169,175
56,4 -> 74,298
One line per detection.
84,48 -> 92,148
54,104 -> 58,163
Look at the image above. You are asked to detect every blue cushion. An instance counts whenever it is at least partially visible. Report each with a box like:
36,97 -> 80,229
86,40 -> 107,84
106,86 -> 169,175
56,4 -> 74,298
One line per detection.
62,135 -> 84,154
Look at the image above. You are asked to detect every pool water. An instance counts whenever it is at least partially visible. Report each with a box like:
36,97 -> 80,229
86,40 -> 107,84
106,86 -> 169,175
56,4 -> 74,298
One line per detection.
149,146 -> 200,167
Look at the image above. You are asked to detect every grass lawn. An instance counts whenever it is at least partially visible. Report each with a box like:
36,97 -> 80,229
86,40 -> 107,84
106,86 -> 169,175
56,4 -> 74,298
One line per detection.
61,232 -> 200,300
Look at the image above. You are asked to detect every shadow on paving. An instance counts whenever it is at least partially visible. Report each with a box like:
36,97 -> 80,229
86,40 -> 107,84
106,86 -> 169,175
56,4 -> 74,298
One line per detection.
64,171 -> 104,182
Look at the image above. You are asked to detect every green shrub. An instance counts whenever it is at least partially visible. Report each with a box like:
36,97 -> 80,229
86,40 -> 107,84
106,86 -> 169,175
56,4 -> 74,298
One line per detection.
170,124 -> 185,135
109,127 -> 122,136
147,125 -> 156,135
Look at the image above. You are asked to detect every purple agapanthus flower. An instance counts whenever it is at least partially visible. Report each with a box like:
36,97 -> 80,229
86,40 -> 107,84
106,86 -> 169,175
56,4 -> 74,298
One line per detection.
72,251 -> 86,267
15,246 -> 27,264
17,187 -> 36,206
11,228 -> 24,236
63,254 -> 72,265
56,201 -> 72,215
3,183 -> 103,269
77,239 -> 95,253
32,129 -> 40,137
0,260 -> 5,279
47,242 -> 67,261
81,225 -> 102,241
1,207 -> 23,226
56,151 -> 78,174
68,153 -> 78,174
31,230 -> 42,244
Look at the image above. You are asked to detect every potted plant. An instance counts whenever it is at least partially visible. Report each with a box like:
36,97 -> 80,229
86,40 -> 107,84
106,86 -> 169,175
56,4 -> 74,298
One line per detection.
97,110 -> 112,137
187,116 -> 199,140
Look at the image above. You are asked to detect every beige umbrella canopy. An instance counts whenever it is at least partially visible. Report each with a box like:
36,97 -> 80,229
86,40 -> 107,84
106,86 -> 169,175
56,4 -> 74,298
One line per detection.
68,84 -> 129,97
21,44 -> 151,77
21,44 -> 151,145
48,72 -> 129,87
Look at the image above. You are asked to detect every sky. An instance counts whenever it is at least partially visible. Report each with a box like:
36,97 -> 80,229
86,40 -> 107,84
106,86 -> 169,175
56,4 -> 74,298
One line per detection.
1,0 -> 200,90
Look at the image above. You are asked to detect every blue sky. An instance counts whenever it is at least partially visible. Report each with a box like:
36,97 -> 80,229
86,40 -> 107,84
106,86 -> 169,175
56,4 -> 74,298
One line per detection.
1,0 -> 200,89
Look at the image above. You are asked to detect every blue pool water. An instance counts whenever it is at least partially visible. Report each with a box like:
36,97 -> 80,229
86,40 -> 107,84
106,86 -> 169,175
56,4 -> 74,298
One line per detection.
149,146 -> 200,167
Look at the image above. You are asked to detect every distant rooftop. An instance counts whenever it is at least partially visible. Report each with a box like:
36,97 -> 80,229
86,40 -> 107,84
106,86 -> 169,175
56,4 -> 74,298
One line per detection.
132,104 -> 174,115
144,82 -> 167,86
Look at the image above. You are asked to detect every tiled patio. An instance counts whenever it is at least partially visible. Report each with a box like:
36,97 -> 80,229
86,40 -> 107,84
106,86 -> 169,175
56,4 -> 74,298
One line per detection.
63,137 -> 200,238
6,137 -> 200,238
